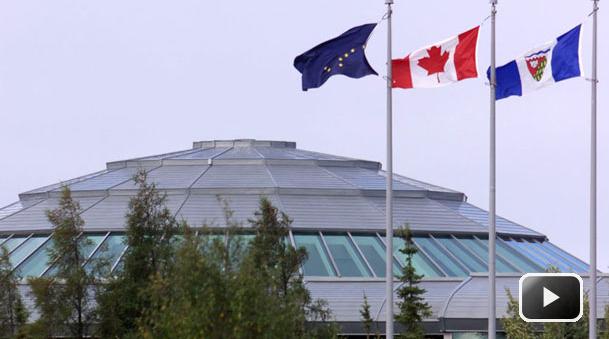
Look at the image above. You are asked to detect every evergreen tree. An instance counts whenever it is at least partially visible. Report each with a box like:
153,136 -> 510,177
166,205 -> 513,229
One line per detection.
137,197 -> 338,338
0,247 -> 28,338
28,186 -> 99,338
502,288 -> 536,339
97,171 -> 179,338
395,227 -> 431,339
360,293 -> 373,339
602,304 -> 609,339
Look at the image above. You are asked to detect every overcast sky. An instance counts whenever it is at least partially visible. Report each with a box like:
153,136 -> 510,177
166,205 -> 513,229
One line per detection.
0,0 -> 606,270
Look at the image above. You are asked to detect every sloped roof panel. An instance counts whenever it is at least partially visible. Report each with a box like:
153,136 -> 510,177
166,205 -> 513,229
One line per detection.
66,167 -> 146,191
214,147 -> 263,160
114,165 -> 208,190
0,197 -> 105,231
267,165 -> 353,189
80,194 -> 187,230
438,200 -> 543,237
367,197 -> 485,233
175,194 -> 282,227
192,165 -> 275,188
254,146 -> 311,160
279,194 -> 384,230
23,170 -> 110,195
323,166 -> 418,191
168,147 -> 231,160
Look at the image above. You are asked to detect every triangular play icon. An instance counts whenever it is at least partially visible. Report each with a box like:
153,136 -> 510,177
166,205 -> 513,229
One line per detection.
543,287 -> 560,307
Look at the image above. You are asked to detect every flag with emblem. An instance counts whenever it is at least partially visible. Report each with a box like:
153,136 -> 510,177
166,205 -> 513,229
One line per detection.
293,23 -> 378,91
392,26 -> 480,89
488,24 -> 583,100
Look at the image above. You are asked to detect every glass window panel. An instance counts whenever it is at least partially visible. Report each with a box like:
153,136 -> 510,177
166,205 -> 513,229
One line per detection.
506,238 -> 566,272
83,233 -> 126,275
79,233 -> 107,260
391,237 -> 444,278
323,234 -> 371,277
413,237 -> 468,277
523,240 -> 573,272
435,236 -> 486,272
457,236 -> 515,273
352,235 -> 400,277
495,240 -> 540,272
9,235 -> 48,267
14,239 -> 54,278
1,235 -> 29,253
0,235 -> 8,245
540,241 -> 589,272
294,234 -> 335,277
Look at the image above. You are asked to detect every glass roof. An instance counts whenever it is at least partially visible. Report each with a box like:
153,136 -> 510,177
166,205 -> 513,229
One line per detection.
0,231 -> 589,280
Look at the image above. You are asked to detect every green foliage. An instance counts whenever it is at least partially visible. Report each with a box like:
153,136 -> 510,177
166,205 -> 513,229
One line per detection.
360,293 -> 373,338
28,186 -> 99,338
97,171 -> 179,338
0,247 -> 28,338
395,227 -> 431,339
602,304 -> 609,339
502,288 -> 536,339
136,197 -> 338,338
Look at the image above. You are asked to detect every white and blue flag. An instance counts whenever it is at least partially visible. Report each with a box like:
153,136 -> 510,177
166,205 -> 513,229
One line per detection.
488,25 -> 583,100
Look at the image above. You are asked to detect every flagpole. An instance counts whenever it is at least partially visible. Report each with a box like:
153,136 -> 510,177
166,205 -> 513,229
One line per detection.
488,1 -> 497,339
385,0 -> 394,338
589,1 -> 598,338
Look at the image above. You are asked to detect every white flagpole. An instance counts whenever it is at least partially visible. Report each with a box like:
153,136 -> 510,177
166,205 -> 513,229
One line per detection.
385,0 -> 394,338
589,1 -> 598,338
488,1 -> 497,339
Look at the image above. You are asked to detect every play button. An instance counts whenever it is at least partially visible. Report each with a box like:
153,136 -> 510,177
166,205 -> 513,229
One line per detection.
519,273 -> 583,322
543,287 -> 560,307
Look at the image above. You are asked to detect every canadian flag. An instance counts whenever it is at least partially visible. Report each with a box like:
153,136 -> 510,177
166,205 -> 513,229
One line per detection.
392,26 -> 480,89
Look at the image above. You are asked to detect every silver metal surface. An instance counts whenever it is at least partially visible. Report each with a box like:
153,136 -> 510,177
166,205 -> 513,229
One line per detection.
590,1 -> 599,337
488,1 -> 498,337
385,0 -> 394,336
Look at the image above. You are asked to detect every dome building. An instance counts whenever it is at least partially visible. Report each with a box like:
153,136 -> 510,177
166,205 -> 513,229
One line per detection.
0,139 -> 605,338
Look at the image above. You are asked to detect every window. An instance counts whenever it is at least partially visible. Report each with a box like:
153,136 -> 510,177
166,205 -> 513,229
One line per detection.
434,236 -> 485,272
495,239 -> 541,272
83,233 -> 126,275
9,234 -> 49,267
413,237 -> 468,277
294,234 -> 336,277
15,239 -> 54,278
456,236 -> 516,273
323,234 -> 371,277
540,241 -> 588,272
390,237 -> 444,278
351,234 -> 400,277
1,235 -> 30,253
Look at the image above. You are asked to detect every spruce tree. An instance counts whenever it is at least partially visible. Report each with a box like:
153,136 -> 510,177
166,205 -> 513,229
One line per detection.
0,247 -> 28,338
28,186 -> 99,338
137,197 -> 338,338
97,171 -> 179,338
395,227 -> 431,339
502,288 -> 536,339
360,293 -> 373,339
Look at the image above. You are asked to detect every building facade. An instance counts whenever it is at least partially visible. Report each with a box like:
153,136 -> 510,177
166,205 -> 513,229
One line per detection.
0,139 -> 605,338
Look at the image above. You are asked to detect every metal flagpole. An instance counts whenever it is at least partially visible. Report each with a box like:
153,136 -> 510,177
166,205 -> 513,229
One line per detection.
589,1 -> 599,338
488,1 -> 497,339
385,0 -> 394,338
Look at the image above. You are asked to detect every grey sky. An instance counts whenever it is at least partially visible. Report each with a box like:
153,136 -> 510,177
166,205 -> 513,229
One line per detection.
1,0 -> 606,270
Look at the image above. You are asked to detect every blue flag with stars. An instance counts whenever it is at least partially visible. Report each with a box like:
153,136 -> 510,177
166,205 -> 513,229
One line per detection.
294,23 -> 378,91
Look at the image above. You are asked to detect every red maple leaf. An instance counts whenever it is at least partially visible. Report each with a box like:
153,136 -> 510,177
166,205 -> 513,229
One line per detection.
417,46 -> 449,83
